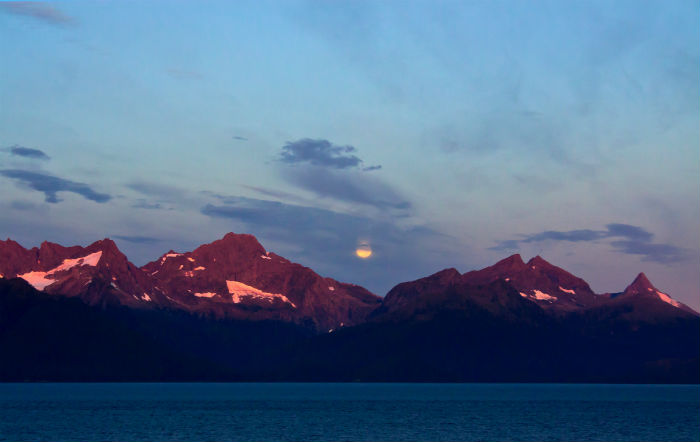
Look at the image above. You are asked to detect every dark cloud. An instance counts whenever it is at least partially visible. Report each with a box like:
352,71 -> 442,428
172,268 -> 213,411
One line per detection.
492,223 -> 690,264
200,196 -> 462,295
113,235 -> 161,244
0,2 -> 75,26
233,136 -> 248,141
362,165 -> 382,172
6,145 -> 50,160
279,138 -> 366,170
282,166 -> 410,210
521,229 -> 606,243
0,169 -> 111,203
605,223 -> 654,242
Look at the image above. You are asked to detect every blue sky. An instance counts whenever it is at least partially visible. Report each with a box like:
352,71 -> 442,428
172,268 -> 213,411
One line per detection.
1,0 -> 698,309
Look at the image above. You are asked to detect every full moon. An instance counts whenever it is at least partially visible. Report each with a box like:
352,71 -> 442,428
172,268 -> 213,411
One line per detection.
355,244 -> 372,259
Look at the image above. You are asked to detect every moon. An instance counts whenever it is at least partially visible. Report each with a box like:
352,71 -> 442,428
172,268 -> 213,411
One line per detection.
355,243 -> 372,259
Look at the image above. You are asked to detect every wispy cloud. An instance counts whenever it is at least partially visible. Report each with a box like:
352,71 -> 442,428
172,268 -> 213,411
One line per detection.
274,138 -> 401,211
0,169 -> 111,203
0,2 -> 75,26
279,138 -> 363,169
113,235 -> 161,244
281,166 -> 410,211
127,181 -> 183,201
278,138 -> 381,171
5,145 -> 50,160
491,223 -> 690,264
131,199 -> 163,210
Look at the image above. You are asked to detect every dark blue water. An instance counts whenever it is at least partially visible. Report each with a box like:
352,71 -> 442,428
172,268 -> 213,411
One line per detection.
0,383 -> 697,441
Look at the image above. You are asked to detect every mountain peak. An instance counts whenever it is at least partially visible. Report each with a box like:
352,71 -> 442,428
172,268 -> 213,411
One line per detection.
492,254 -> 526,270
527,255 -> 551,267
625,272 -> 656,294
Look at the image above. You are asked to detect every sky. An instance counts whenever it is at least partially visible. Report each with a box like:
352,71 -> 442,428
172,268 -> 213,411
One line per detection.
0,0 -> 698,310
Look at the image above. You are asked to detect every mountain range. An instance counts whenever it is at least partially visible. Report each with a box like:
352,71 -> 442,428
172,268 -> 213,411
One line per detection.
0,233 -> 697,382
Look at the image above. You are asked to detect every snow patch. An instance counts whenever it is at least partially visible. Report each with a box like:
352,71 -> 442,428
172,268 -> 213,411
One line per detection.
261,255 -> 272,260
194,292 -> 217,298
184,271 -> 194,277
18,251 -> 103,290
519,292 -> 528,298
50,251 -> 102,273
532,290 -> 557,302
187,257 -> 195,262
559,286 -> 576,295
166,253 -> 181,258
141,293 -> 152,302
656,291 -> 681,308
178,265 -> 183,270
226,280 -> 296,308
647,287 -> 653,292
505,278 -> 510,282
328,286 -> 335,291
17,271 -> 55,290
194,266 -> 205,271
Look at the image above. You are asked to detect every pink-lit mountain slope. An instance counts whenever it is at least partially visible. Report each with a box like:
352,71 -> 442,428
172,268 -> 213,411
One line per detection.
0,233 -> 381,331
380,254 -> 697,320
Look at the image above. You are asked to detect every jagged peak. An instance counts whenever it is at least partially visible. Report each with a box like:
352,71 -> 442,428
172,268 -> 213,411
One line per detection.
212,232 -> 266,252
221,231 -> 262,244
527,255 -> 552,267
87,238 -> 121,253
494,254 -> 525,267
632,272 -> 652,286
430,267 -> 461,280
625,272 -> 656,294
0,238 -> 26,250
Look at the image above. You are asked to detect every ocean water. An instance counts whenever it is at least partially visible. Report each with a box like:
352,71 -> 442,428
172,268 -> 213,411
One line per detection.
0,383 -> 697,441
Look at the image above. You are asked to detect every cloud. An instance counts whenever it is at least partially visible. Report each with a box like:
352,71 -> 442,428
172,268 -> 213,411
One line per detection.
127,181 -> 183,201
520,229 -> 606,243
239,185 -> 303,202
492,223 -> 690,264
113,235 -> 161,244
131,199 -> 163,210
279,138 -> 371,170
274,138 -> 402,211
608,240 -> 690,264
0,2 -> 75,26
0,169 -> 111,203
9,200 -> 39,211
282,166 -> 410,210
5,145 -> 50,160
233,136 -> 248,141
200,195 -> 462,295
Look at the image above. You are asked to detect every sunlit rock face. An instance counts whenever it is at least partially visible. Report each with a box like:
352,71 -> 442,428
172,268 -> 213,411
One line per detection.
378,254 -> 696,321
0,233 -> 382,331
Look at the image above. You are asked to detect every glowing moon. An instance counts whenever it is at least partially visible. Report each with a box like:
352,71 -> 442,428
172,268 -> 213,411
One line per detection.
355,244 -> 372,259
